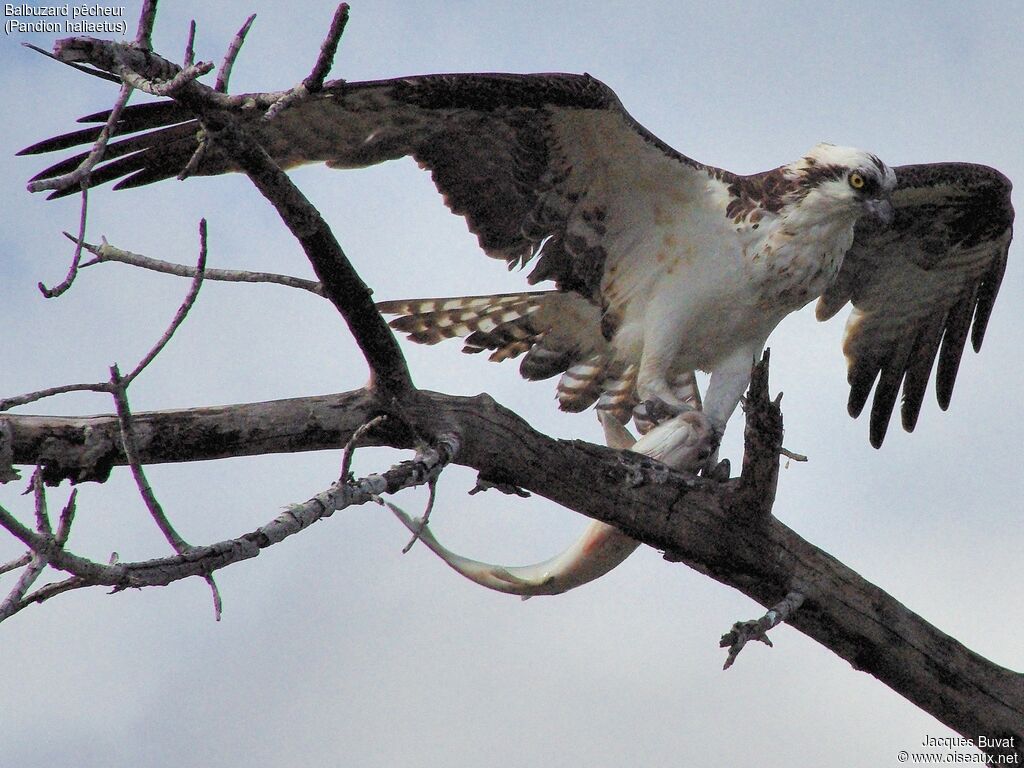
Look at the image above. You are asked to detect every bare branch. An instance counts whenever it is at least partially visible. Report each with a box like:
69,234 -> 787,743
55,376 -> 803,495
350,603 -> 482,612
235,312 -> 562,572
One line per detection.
73,233 -> 323,296
737,350 -> 784,516
215,14 -> 256,93
27,81 -> 133,196
177,133 -> 210,182
3,223 -> 206,413
0,483 -> 77,621
3,383 -> 1018,750
779,447 -> 808,463
2,389 -> 382,483
22,575 -> 88,611
111,355 -> 222,618
0,430 -> 457,614
263,4 -> 349,122
37,185 -> 90,297
305,4 -> 349,92
720,591 -> 805,670
1,381 -> 113,413
1,553 -> 32,576
183,19 -> 197,66
109,366 -> 190,554
341,414 -> 388,481
116,58 -> 214,97
54,488 -> 77,546
122,219 -> 207,385
31,469 -> 51,536
134,0 -> 159,50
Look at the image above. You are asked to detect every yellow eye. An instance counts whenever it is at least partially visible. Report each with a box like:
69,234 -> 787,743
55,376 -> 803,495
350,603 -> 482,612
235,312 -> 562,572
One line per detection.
849,172 -> 866,190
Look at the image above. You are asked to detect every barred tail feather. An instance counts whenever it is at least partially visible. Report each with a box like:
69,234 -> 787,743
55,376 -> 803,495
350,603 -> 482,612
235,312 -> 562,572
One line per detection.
556,354 -> 607,412
378,293 -> 547,347
594,363 -> 638,424
380,290 -> 672,422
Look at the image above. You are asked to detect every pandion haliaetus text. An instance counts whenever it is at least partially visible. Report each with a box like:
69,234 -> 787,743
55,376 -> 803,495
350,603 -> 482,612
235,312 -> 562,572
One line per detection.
24,72 -> 1014,459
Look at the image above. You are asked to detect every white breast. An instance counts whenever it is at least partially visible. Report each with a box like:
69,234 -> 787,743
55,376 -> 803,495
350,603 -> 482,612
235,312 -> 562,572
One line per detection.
603,177 -> 857,373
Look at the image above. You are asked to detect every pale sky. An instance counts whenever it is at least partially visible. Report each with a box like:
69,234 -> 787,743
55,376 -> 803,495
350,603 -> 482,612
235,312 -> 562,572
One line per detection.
1,3 -> 1021,766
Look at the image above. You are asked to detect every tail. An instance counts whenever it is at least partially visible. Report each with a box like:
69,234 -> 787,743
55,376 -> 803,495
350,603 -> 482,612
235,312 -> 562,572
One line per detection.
379,291 -> 700,425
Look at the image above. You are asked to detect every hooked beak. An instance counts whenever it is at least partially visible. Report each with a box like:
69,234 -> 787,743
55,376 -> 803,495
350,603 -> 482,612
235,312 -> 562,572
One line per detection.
863,198 -> 894,226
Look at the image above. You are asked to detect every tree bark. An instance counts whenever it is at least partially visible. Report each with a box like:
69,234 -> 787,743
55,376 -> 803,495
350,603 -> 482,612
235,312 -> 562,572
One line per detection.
2,387 -> 1021,759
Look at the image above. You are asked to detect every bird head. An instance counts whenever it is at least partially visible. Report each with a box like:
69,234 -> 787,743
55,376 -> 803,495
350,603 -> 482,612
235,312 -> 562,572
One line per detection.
790,143 -> 897,226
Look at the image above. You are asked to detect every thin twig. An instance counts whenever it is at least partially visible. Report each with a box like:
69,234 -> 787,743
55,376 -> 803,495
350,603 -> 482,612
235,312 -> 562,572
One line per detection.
122,219 -> 207,385
720,590 -> 805,669
115,58 -> 214,97
304,4 -> 349,92
70,233 -> 324,296
177,132 -> 209,181
215,13 -> 256,93
0,554 -> 32,576
3,224 -> 208,412
134,0 -> 159,51
263,3 -> 349,121
780,447 -> 808,463
184,20 -> 197,66
110,365 -> 191,554
401,479 -> 436,554
0,485 -> 77,621
54,489 -> 78,546
37,184 -> 88,298
0,382 -> 112,412
26,80 -> 133,195
340,415 -> 388,481
111,361 -> 223,619
22,576 -> 87,610
31,469 -> 51,536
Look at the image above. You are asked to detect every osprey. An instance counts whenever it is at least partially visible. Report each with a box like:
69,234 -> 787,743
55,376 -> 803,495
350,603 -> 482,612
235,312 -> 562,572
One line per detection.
23,72 -> 1014,461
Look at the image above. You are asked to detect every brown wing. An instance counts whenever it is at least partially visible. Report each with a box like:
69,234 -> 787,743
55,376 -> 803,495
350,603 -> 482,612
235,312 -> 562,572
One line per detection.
816,163 -> 1013,447
21,72 -> 708,303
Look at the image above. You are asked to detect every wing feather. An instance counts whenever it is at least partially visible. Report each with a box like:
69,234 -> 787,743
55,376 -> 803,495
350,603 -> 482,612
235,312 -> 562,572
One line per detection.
23,72 -> 709,303
817,163 -> 1013,446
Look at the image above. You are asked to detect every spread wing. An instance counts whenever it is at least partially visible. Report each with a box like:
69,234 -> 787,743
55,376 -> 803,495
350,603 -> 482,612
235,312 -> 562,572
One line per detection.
21,71 -> 712,305
816,163 -> 1013,447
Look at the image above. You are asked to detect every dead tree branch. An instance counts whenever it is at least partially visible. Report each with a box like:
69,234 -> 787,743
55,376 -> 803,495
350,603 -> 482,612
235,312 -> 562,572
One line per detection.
71,233 -> 324,296
0,427 -> 457,620
720,590 -> 806,670
1,379 -> 1021,756
43,33 -> 413,401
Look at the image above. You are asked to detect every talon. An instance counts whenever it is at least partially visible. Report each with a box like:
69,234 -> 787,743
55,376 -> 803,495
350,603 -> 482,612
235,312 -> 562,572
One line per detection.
703,458 -> 731,482
632,409 -> 717,472
632,395 -> 693,434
